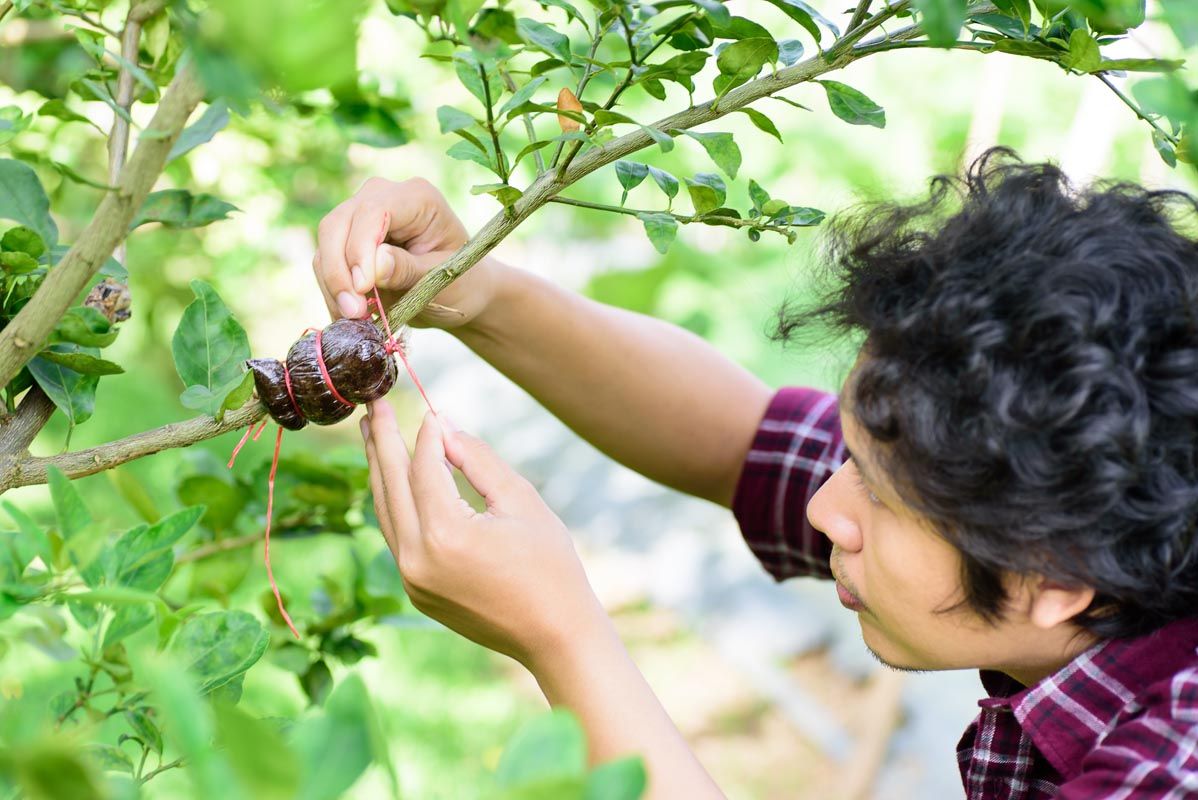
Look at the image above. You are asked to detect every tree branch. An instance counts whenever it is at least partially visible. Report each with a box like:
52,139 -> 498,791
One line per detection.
0,388 -> 56,455
0,399 -> 265,491
847,0 -> 874,34
385,18 -> 938,335
0,64 -> 205,391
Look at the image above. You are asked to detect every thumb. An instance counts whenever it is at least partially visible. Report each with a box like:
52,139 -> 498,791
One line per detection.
441,418 -> 534,512
375,244 -> 442,292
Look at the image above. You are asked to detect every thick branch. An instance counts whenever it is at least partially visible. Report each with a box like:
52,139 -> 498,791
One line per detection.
0,388 -> 56,454
0,65 -> 204,391
0,399 -> 265,491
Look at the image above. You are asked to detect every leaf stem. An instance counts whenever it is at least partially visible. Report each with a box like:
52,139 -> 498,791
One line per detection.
499,65 -> 545,174
550,20 -> 613,169
1095,73 -> 1179,145
847,0 -> 874,33
176,532 -> 262,564
139,757 -> 184,784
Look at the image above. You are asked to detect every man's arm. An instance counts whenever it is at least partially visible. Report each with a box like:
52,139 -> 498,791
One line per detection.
453,260 -> 773,507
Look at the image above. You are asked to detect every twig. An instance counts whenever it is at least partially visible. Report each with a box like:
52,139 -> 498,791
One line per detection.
0,398 -> 265,492
175,532 -> 261,565
847,0 -> 874,33
499,65 -> 545,173
546,196 -> 799,236
0,64 -> 204,391
139,757 -> 184,784
1095,72 -> 1179,144
479,62 -> 508,182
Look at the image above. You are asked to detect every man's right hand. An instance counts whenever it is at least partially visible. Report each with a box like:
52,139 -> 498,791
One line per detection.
312,176 -> 501,329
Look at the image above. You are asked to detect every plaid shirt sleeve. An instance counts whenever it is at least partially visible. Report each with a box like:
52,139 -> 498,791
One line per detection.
1055,666 -> 1198,799
731,387 -> 845,582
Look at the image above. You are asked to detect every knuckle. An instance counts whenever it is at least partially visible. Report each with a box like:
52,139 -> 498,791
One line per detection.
362,176 -> 393,193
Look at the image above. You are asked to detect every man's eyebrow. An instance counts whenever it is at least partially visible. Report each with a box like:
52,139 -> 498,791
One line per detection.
841,435 -> 882,492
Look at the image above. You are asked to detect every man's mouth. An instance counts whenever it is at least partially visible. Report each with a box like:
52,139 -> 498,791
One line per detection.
834,580 -> 867,611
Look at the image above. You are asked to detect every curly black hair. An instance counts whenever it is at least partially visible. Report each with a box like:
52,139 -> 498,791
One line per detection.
779,147 -> 1198,639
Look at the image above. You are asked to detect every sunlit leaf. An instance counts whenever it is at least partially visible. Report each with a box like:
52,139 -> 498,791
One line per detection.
818,80 -> 886,128
172,279 -> 251,419
636,212 -> 678,254
0,159 -> 58,247
131,190 -> 238,230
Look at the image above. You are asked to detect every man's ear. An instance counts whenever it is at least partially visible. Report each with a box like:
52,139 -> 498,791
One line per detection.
1027,578 -> 1096,630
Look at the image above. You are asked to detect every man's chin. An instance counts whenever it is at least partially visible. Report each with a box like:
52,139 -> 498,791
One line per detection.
858,623 -> 933,674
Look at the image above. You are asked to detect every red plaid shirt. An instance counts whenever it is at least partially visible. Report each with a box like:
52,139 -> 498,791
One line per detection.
731,387 -> 1198,798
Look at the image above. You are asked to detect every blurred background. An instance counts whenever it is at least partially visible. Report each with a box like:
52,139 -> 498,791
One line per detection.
2,0 -> 1196,797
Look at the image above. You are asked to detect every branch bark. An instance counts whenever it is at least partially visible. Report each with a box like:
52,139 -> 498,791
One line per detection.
0,399 -> 264,491
0,64 -> 204,392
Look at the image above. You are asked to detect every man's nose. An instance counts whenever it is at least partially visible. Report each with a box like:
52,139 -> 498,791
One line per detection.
806,464 -> 864,553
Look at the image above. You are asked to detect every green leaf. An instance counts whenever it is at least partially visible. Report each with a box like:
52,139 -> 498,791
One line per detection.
2,225 -> 46,258
36,347 -> 124,376
0,251 -> 39,273
172,610 -> 270,694
177,475 -> 247,532
709,15 -> 772,41
85,745 -> 134,774
773,205 -> 826,226
110,506 -> 204,591
685,172 -> 727,214
683,131 -> 741,178
301,659 -> 334,705
331,97 -> 411,149
125,707 -> 163,754
1091,58 -> 1183,74
52,307 -> 118,347
29,353 -> 99,427
647,166 -> 680,200
1152,130 -> 1178,167
739,107 -> 783,141
168,100 -> 230,162
497,75 -> 548,118
636,212 -> 678,254
79,78 -> 133,124
818,80 -> 886,128
214,703 -> 301,800
693,0 -> 731,27
37,99 -> 97,130
172,279 -> 252,419
497,709 -> 587,789
992,0 -> 1032,30
762,198 -> 789,216
139,657 -> 234,795
716,37 -> 778,91
1064,29 -> 1101,72
447,138 -> 495,170
584,756 -> 647,800
471,182 -> 524,208
437,105 -> 477,134
0,159 -> 58,247
292,674 -> 382,800
220,369 -> 255,419
777,38 -> 805,66
615,161 -> 649,206
131,190 -> 238,230
517,18 -> 573,63
47,466 -> 90,541
912,0 -> 968,47
748,179 -> 771,214
103,603 -> 155,648
3,501 -> 53,567
760,0 -> 837,43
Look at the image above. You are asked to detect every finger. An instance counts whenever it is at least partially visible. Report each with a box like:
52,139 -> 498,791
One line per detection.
409,411 -> 467,527
374,244 -> 446,293
362,416 -> 399,557
441,419 -> 535,513
364,399 -> 422,551
345,205 -> 390,295
312,251 -> 339,320
316,203 -> 367,319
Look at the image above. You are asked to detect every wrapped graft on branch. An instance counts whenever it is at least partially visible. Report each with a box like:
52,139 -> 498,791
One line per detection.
247,317 -> 398,429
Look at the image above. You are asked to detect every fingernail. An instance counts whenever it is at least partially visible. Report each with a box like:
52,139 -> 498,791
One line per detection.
359,416 -> 370,441
351,265 -> 368,293
337,291 -> 362,319
375,247 -> 393,284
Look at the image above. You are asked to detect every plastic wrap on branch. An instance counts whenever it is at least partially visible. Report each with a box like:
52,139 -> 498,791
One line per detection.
247,317 -> 398,429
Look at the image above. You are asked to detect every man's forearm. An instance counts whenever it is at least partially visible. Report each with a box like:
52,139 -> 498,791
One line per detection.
452,260 -> 773,507
531,615 -> 725,800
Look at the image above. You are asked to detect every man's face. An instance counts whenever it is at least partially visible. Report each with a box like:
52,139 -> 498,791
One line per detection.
806,395 -> 1094,681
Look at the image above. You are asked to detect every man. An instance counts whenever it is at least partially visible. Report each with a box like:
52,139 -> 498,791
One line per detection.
314,148 -> 1198,798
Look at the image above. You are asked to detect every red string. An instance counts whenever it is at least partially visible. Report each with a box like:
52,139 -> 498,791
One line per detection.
313,327 -> 353,408
368,290 -> 436,415
227,423 -> 256,469
282,364 -> 302,420
264,425 -> 299,638
251,418 -> 268,441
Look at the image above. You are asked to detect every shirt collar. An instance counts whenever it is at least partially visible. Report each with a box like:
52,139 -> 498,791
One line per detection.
977,617 -> 1198,780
